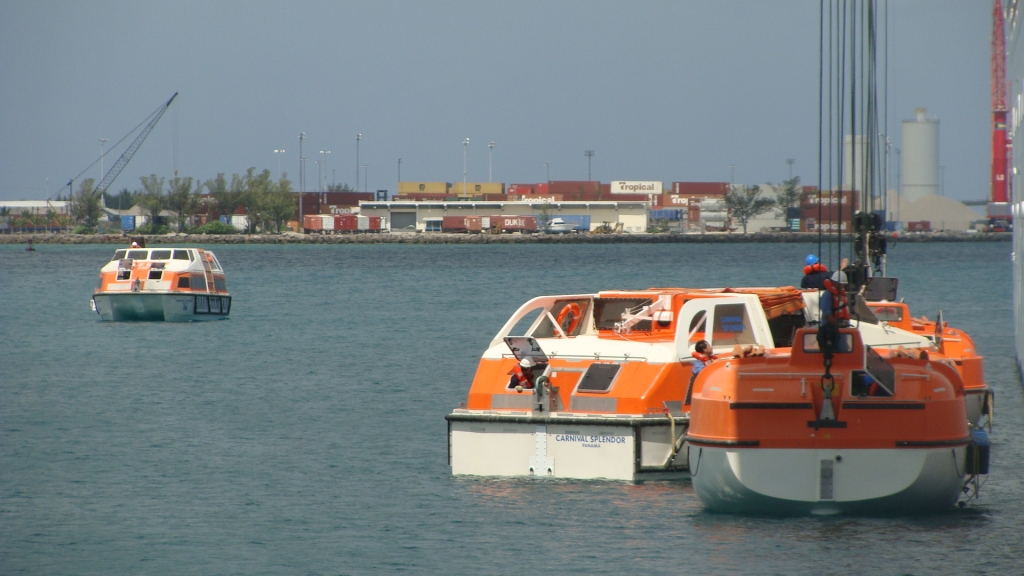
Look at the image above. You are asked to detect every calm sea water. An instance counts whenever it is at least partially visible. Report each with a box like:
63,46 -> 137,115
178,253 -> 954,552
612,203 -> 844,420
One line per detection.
2,241 -> 1022,575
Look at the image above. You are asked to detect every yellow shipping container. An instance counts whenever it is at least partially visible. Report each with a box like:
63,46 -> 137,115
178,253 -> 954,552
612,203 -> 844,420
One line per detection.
451,182 -> 504,196
398,181 -> 450,194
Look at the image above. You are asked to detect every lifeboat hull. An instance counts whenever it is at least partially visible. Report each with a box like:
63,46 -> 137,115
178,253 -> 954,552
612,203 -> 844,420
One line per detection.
688,445 -> 968,515
93,293 -> 231,322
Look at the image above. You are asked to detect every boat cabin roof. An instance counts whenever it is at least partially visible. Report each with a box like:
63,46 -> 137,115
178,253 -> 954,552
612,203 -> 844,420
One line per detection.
108,248 -> 223,272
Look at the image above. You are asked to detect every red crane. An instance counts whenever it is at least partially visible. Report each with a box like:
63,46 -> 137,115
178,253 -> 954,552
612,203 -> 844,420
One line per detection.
990,0 -> 1012,225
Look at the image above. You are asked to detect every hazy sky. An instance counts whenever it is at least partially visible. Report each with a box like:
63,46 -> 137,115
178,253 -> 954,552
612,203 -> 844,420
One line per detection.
0,1 -> 993,201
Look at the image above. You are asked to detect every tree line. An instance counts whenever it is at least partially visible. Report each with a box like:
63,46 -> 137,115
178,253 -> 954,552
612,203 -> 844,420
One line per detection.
65,168 -> 296,234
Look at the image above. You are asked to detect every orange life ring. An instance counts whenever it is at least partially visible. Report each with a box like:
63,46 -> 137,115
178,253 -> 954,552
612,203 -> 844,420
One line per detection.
555,303 -> 582,335
692,351 -> 715,363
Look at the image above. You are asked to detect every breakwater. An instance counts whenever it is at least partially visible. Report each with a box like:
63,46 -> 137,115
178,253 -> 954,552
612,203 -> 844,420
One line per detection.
0,231 -> 1010,245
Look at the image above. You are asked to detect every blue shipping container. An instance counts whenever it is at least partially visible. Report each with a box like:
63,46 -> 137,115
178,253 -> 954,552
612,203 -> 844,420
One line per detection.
220,215 -> 229,224
649,209 -> 682,221
120,215 -> 136,231
556,214 -> 591,231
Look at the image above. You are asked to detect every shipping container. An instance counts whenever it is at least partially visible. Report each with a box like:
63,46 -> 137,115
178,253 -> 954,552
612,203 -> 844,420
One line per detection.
481,216 -> 492,230
303,214 -> 324,232
357,216 -> 370,231
672,182 -> 729,196
497,215 -> 538,233
466,216 -> 483,233
506,184 -> 535,196
649,209 -> 682,221
399,181 -> 450,194
906,221 -> 931,232
799,190 -> 858,211
369,216 -> 383,231
509,194 -> 564,202
611,181 -> 663,194
335,214 -> 357,232
800,217 -> 853,233
231,215 -> 249,231
424,218 -> 443,232
700,198 -> 727,212
121,215 -> 136,230
442,216 -> 469,232
451,182 -> 504,196
321,214 -> 335,231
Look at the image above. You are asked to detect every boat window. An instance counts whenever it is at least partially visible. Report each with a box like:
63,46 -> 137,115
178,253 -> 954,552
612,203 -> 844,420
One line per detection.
190,273 -> 207,291
214,278 -> 227,292
688,311 -> 707,341
508,308 -> 545,336
148,270 -> 163,280
593,298 -> 652,331
173,250 -> 191,261
533,299 -> 590,337
111,250 -> 126,261
208,254 -> 224,271
767,314 -> 806,348
869,305 -> 904,323
127,250 -> 148,260
851,370 -> 894,397
575,363 -> 620,393
712,304 -> 756,346
177,276 -> 190,288
802,332 -> 854,353
150,250 -> 172,260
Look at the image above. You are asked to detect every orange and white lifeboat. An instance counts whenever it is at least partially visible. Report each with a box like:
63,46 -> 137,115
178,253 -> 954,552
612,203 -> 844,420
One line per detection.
685,327 -> 989,514
91,244 -> 231,322
866,301 -> 992,427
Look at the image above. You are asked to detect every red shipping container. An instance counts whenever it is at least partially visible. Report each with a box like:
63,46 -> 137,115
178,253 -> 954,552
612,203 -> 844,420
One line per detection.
335,214 -> 358,232
499,215 -> 538,232
368,216 -> 382,231
482,194 -> 508,201
442,216 -> 469,232
466,216 -> 483,233
303,214 -> 323,231
906,221 -> 931,232
672,182 -> 729,196
507,184 -> 534,196
535,183 -> 550,195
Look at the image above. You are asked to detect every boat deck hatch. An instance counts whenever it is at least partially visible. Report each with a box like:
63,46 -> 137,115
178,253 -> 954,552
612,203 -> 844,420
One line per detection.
576,363 -> 621,393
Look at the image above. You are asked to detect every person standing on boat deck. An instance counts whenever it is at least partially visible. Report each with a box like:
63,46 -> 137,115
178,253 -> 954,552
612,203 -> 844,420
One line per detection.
684,340 -> 715,405
509,357 -> 537,390
817,271 -> 850,354
801,254 -> 830,289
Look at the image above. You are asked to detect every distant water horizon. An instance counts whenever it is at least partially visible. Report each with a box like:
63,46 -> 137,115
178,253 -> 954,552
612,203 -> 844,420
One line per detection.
2,242 -> 1021,574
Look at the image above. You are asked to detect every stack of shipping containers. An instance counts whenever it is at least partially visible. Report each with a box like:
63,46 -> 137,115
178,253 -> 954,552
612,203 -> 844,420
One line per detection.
798,189 -> 858,232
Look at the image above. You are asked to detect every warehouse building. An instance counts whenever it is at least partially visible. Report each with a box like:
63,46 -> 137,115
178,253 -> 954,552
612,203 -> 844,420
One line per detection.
358,200 -> 650,233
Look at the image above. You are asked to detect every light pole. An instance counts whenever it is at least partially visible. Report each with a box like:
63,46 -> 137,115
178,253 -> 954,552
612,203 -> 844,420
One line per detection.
274,149 -> 286,180
786,158 -> 795,180
319,150 -> 331,191
584,150 -> 595,181
397,158 -> 402,191
98,138 -> 109,183
488,141 -> 495,182
463,138 -> 469,195
356,133 -> 362,192
362,165 -> 370,193
299,132 -> 306,227
728,164 -> 737,186
544,163 -> 550,182
316,160 -> 324,192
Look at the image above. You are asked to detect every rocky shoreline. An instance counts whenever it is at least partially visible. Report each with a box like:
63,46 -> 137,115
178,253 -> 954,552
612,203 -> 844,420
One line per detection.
0,231 -> 1010,245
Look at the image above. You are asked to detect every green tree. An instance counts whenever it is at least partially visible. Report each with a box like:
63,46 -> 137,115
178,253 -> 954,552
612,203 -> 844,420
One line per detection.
138,174 -> 166,230
205,173 -> 240,223
72,178 -> 103,232
263,175 -> 295,233
239,168 -> 274,233
166,176 -> 197,232
774,176 -> 802,218
0,207 -> 10,234
104,188 -> 136,212
326,182 -> 354,192
725,185 -> 776,234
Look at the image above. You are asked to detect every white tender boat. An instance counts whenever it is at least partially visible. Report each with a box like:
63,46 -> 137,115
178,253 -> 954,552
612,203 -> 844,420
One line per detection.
92,243 -> 231,322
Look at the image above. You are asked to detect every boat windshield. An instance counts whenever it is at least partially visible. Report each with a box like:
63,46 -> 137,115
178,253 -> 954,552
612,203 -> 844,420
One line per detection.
532,299 -> 591,337
127,250 -> 148,260
173,250 -> 192,261
150,250 -> 172,260
593,298 -> 652,331
111,250 -> 126,261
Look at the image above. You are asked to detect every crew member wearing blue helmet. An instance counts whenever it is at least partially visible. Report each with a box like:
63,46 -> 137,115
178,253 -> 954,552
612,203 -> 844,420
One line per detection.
800,254 -> 830,289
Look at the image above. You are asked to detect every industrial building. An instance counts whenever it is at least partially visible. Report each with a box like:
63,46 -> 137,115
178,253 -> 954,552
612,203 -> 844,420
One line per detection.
358,200 -> 650,233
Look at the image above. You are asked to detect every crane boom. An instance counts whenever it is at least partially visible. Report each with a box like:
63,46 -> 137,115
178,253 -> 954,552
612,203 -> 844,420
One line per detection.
94,92 -> 178,194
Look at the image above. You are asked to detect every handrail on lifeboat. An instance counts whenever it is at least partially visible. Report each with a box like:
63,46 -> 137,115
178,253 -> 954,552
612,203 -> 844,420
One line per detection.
488,294 -> 594,349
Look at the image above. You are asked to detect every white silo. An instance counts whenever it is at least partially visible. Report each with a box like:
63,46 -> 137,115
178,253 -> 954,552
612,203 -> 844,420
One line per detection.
901,107 -> 939,203
842,134 -> 868,192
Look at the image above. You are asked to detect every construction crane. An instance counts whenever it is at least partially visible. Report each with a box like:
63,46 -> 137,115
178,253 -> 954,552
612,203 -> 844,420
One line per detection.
67,92 -> 178,198
989,0 -> 1012,229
